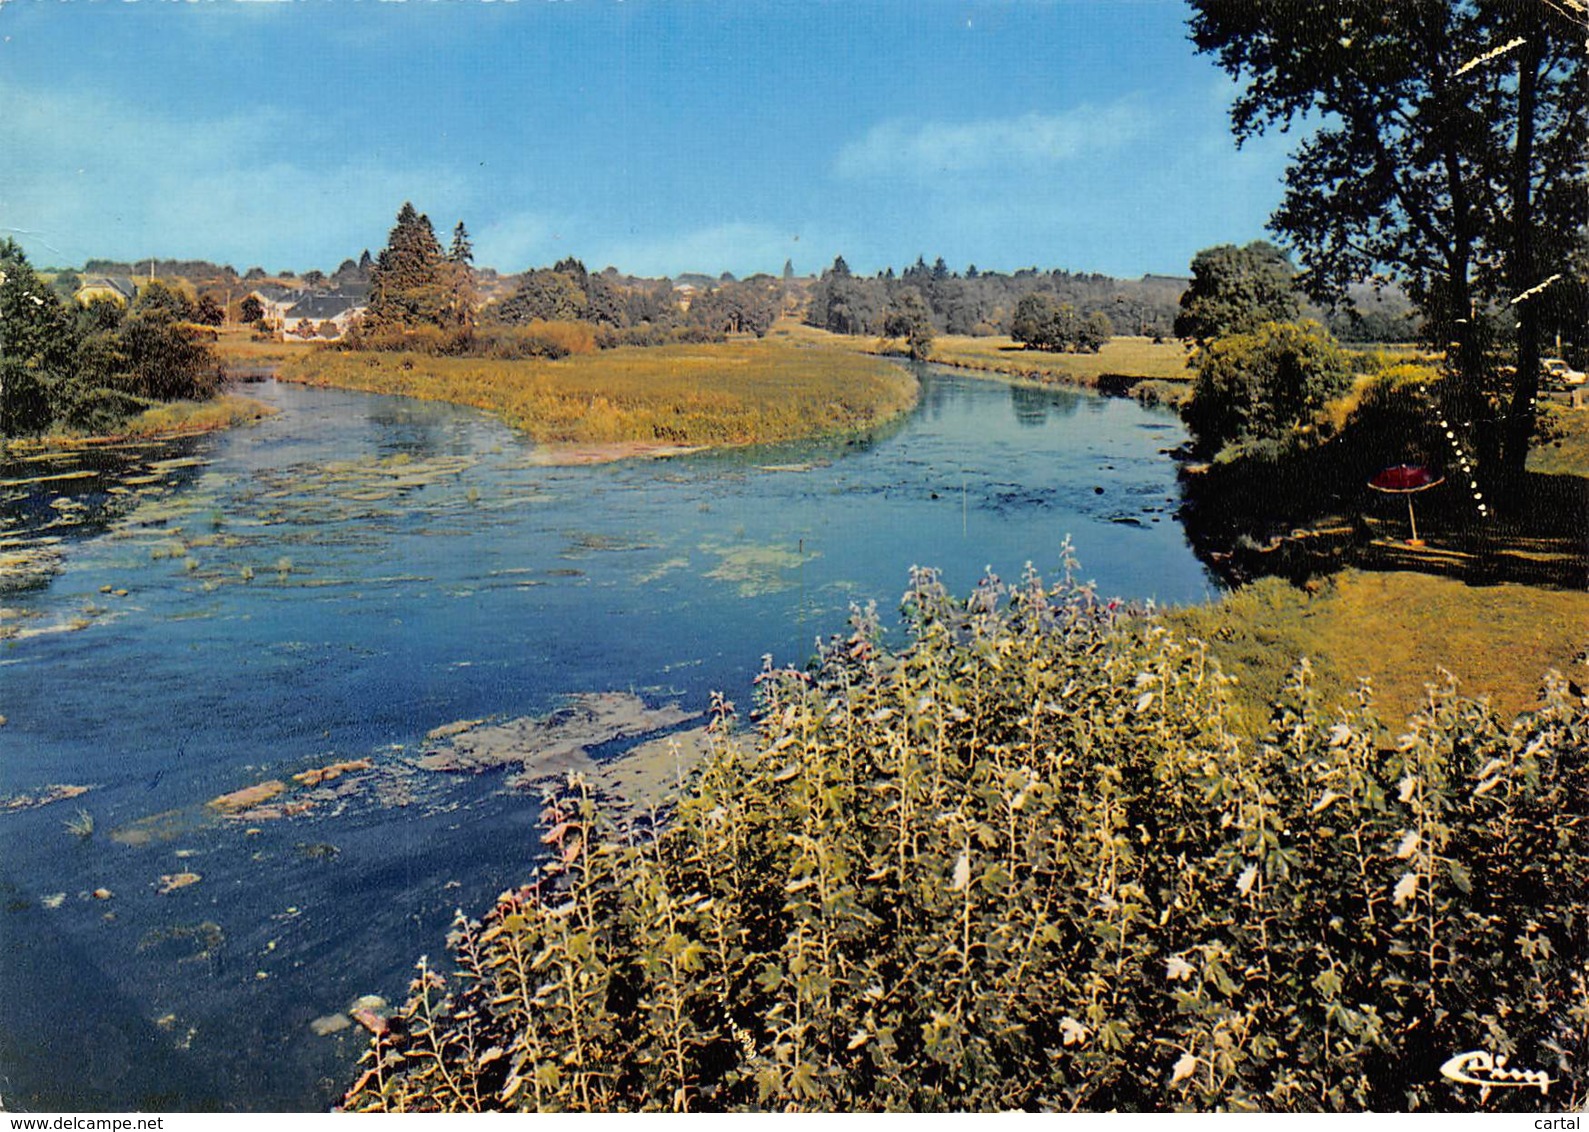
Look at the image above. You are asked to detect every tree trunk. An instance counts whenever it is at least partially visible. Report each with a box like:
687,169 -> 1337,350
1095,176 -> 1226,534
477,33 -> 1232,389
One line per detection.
1501,33 -> 1542,508
1426,22 -> 1496,513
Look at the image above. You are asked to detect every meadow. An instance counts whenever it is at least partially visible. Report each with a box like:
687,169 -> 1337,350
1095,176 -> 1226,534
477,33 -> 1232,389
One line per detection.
278,336 -> 919,454
212,327 -> 321,367
901,332 -> 1193,403
1167,567 -> 1589,734
1528,399 -> 1589,477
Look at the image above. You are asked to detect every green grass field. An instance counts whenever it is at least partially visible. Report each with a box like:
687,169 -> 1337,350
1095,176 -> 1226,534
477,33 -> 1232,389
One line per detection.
1528,400 -> 1589,476
278,336 -> 919,449
918,333 -> 1193,385
212,328 -> 320,367
1168,567 -> 1589,733
771,324 -> 1196,403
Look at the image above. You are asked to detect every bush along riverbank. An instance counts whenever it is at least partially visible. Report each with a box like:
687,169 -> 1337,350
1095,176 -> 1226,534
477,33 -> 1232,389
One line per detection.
1175,358 -> 1589,590
1,394 -> 276,458
342,559 -> 1588,1112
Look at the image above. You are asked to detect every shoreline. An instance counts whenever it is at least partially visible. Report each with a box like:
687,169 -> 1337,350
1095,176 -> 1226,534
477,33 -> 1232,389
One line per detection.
520,440 -> 712,466
1,392 -> 278,458
831,329 -> 1196,407
915,353 -> 1193,407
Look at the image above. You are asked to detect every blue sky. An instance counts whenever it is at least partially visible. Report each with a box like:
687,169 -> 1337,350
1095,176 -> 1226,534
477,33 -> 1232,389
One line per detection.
0,0 -> 1295,279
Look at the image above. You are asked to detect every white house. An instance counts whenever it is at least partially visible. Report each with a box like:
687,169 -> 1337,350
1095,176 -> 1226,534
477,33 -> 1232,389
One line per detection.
248,284 -> 305,330
280,292 -> 367,340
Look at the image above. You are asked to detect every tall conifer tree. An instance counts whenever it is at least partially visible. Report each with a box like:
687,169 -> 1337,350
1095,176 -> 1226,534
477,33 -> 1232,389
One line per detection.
367,203 -> 453,331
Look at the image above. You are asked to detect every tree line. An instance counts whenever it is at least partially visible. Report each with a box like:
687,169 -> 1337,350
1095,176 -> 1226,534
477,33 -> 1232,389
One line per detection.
805,254 -> 1188,347
348,203 -> 785,356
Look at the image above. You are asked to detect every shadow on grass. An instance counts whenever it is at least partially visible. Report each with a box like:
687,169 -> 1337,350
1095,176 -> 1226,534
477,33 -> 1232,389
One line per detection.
1182,441 -> 1588,592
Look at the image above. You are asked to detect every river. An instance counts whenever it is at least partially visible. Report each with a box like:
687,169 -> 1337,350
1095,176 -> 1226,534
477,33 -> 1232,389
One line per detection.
0,367 -> 1214,1110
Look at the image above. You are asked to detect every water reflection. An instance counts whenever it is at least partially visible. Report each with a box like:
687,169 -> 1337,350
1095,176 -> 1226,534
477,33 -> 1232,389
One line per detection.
1009,382 -> 1082,427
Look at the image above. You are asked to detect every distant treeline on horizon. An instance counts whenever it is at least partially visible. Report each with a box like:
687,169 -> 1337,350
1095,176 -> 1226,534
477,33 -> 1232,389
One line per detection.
54,250 -> 1419,345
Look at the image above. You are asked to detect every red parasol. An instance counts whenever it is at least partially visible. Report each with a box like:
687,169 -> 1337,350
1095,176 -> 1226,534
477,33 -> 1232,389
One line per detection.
1367,464 -> 1444,546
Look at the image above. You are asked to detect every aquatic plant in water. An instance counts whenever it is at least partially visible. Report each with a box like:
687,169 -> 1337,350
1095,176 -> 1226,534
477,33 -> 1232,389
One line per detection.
343,556 -> 1589,1112
62,807 -> 94,839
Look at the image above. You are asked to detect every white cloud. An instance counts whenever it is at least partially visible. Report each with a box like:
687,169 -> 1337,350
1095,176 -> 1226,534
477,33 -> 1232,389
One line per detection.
834,99 -> 1151,180
0,79 -> 465,269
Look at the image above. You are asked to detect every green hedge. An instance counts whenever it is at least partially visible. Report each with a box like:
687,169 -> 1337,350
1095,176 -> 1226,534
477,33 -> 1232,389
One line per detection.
344,559 -> 1588,1112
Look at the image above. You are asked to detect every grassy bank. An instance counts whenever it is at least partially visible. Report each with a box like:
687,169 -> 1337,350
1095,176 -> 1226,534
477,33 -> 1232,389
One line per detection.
2,394 -> 275,456
1528,400 -> 1589,476
920,333 -> 1192,403
769,323 -> 1195,404
122,393 -> 277,436
918,332 -> 1190,380
212,327 -> 320,369
278,336 -> 919,450
1168,567 -> 1589,733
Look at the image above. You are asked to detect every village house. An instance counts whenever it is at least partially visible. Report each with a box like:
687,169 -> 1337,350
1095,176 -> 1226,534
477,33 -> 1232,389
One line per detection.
280,292 -> 367,340
73,276 -> 139,305
247,283 -> 305,330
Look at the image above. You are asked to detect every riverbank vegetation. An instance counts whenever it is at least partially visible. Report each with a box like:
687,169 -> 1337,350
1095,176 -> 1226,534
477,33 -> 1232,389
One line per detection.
344,562 -> 1588,1112
1169,264 -> 1586,589
279,337 -> 918,451
116,393 -> 277,438
1167,568 -> 1589,734
1187,2 -> 1587,508
899,332 -> 1193,403
1,241 -> 223,439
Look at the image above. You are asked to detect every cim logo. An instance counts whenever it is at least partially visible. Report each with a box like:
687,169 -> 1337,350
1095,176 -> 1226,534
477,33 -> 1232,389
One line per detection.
1440,1049 -> 1554,1103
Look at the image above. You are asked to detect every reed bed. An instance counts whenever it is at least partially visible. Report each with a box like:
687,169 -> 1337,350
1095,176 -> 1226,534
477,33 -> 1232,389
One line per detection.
280,339 -> 919,448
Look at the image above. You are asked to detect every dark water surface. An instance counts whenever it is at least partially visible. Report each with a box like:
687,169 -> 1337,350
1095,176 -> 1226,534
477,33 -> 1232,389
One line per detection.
0,369 -> 1214,1110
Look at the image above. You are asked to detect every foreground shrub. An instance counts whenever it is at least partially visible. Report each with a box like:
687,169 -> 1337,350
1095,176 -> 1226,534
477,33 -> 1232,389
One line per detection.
344,563 -> 1587,1111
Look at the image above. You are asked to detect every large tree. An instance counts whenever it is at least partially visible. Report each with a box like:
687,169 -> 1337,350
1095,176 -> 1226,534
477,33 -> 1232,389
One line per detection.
689,278 -> 779,338
1184,319 -> 1355,456
1174,241 -> 1300,344
882,286 -> 934,360
1188,0 -> 1588,506
447,221 -> 477,328
2,239 -> 79,433
492,268 -> 589,324
1010,292 -> 1111,353
366,202 -> 459,332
